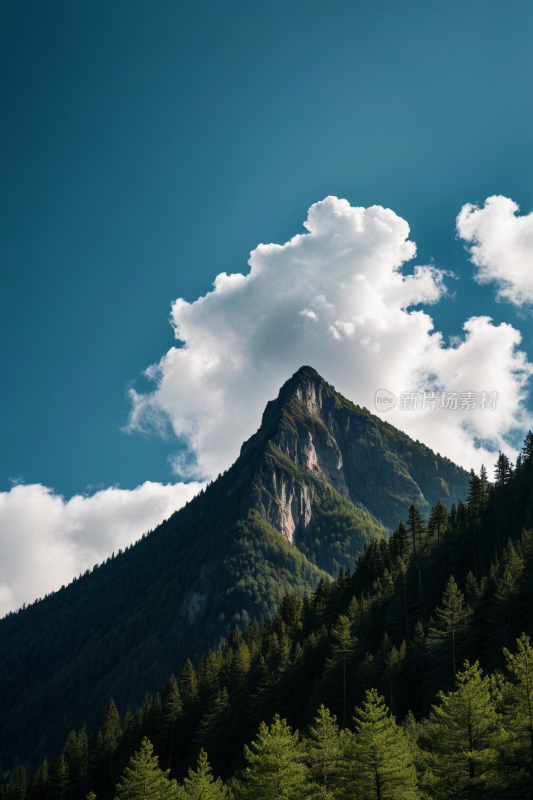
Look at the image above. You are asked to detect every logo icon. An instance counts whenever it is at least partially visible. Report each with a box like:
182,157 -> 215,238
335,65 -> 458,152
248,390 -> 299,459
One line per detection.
374,389 -> 396,413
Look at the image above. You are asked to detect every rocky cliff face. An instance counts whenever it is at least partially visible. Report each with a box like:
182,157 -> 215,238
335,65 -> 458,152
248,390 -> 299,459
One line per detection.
234,366 -> 470,540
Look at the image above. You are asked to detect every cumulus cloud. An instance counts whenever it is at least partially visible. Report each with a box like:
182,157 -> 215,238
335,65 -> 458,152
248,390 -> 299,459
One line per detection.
127,196 -> 533,480
457,195 -> 533,305
0,481 -> 203,616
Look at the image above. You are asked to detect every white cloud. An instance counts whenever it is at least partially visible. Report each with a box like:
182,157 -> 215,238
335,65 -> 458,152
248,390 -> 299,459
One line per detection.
457,195 -> 533,305
0,481 -> 203,616
127,196 -> 533,480
299,309 -> 318,321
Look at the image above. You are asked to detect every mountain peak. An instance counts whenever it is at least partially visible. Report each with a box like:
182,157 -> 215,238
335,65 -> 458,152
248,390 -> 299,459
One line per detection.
236,365 -> 469,544
290,365 -> 323,382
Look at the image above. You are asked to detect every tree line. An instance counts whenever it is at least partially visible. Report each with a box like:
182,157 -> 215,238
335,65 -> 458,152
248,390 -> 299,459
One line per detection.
5,636 -> 533,799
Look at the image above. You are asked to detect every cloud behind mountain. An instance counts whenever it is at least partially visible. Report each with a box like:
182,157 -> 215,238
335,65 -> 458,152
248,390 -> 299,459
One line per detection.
127,196 -> 532,480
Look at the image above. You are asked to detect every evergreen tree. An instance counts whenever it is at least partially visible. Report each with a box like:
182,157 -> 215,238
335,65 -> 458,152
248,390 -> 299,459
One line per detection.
48,754 -> 69,800
426,576 -> 470,682
479,465 -> 489,510
428,502 -> 448,560
240,715 -> 309,800
30,758 -> 49,799
406,505 -> 425,557
307,705 -> 345,796
178,750 -> 226,799
3,765 -> 28,800
325,616 -> 357,728
158,676 -> 183,771
420,661 -> 501,798
114,737 -> 178,800
448,503 -> 458,535
376,633 -> 407,715
278,594 -> 302,628
484,540 -> 524,665
197,652 -> 221,704
91,698 -> 123,796
229,641 -> 251,690
63,725 -> 89,782
522,431 -> 533,461
179,660 -> 198,711
467,470 -> 482,512
389,521 -> 409,561
494,452 -> 512,487
503,633 -> 533,796
194,688 -> 231,762
340,689 -> 419,800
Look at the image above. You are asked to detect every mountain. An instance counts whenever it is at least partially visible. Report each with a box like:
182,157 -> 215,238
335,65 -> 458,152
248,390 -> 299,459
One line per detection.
0,366 -> 470,768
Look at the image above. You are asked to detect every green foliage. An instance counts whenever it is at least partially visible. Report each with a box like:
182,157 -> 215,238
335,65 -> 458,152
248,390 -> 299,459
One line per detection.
502,633 -> 533,795
341,689 -> 419,800
426,576 -> 471,682
419,662 -> 502,798
306,705 -> 345,795
114,738 -> 177,800
1,765 -> 27,800
178,750 -> 226,799
240,715 -> 309,799
300,486 -> 386,575
325,616 -> 357,728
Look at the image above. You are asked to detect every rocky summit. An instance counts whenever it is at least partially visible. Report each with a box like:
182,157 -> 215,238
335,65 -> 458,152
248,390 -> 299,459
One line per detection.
237,365 -> 469,538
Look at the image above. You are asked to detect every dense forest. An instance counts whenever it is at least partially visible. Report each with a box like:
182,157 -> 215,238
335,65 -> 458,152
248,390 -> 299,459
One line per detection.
3,432 -> 533,798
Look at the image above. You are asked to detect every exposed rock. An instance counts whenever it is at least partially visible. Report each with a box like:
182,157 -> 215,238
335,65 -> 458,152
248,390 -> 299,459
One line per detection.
237,366 -> 470,534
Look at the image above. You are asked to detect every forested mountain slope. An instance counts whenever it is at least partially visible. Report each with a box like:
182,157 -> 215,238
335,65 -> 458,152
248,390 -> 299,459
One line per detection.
4,435 -> 533,800
0,366 -> 469,771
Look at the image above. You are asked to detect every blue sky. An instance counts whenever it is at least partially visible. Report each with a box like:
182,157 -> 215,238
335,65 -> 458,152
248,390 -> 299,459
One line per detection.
1,0 -> 533,502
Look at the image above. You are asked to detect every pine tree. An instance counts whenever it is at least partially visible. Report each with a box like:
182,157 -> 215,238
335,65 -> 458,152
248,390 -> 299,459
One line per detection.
406,505 -> 425,557
91,698 -> 123,797
178,750 -> 226,799
420,661 -> 501,798
426,576 -> 470,683
197,651 -> 221,704
48,754 -> 69,800
340,689 -> 419,800
467,470 -> 482,512
449,503 -> 458,535
114,737 -> 178,800
158,676 -> 183,771
240,715 -> 309,800
503,633 -> 533,796
325,616 -> 357,728
3,765 -> 28,800
229,641 -> 251,690
194,688 -> 231,762
479,465 -> 489,510
522,431 -> 533,461
428,502 -> 448,560
179,659 -> 198,711
485,539 -> 524,661
389,521 -> 409,561
278,594 -> 302,627
30,758 -> 49,800
376,633 -> 407,715
494,452 -> 512,487
307,705 -> 345,796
